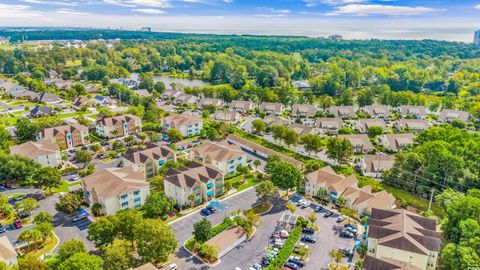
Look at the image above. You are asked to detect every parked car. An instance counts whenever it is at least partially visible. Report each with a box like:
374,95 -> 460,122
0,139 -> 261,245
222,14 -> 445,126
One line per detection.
0,224 -> 6,233
3,182 -> 12,188
284,262 -> 300,270
17,212 -> 30,219
261,257 -> 270,266
288,256 -> 305,267
313,205 -> 323,212
251,263 -> 262,270
337,215 -> 347,223
69,175 -> 79,182
340,229 -> 354,238
323,211 -> 333,218
339,247 -> 354,257
297,199 -> 307,206
73,213 -> 88,222
344,224 -> 358,233
201,208 -> 212,216
302,227 -> 315,235
300,201 -> 311,208
301,235 -> 316,243
13,219 -> 23,229
168,263 -> 177,270
206,205 -> 217,213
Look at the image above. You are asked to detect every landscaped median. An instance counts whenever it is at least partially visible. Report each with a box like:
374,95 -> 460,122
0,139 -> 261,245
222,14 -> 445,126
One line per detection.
264,226 -> 302,270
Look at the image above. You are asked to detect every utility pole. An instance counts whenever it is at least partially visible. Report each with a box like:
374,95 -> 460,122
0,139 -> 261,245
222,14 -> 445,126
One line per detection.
428,188 -> 435,212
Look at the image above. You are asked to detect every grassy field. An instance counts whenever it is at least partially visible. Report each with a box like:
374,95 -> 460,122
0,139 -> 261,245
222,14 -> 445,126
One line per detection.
226,174 -> 260,192
20,235 -> 59,260
383,185 -> 444,218
52,180 -> 81,193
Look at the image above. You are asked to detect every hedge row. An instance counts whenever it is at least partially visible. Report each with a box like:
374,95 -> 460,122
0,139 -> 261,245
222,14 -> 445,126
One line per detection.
265,227 -> 302,270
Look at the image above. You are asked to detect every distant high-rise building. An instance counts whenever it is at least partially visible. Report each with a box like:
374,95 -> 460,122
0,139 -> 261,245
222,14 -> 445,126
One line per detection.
474,30 -> 480,46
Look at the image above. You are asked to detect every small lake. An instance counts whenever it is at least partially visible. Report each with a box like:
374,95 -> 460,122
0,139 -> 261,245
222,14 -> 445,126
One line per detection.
153,75 -> 209,88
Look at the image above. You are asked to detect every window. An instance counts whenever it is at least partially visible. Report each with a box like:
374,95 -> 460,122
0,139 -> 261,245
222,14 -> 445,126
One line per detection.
134,197 -> 141,202
120,194 -> 128,200
216,178 -> 222,182
159,160 -> 165,165
147,162 -> 152,166
194,186 -> 200,191
230,165 -> 234,169
167,157 -> 174,160
133,190 -> 140,196
147,168 -> 153,172
216,184 -> 222,189
207,183 -> 213,189
121,202 -> 128,207
195,123 -> 199,127
237,157 -> 242,160
135,203 -> 142,208
229,160 -> 234,164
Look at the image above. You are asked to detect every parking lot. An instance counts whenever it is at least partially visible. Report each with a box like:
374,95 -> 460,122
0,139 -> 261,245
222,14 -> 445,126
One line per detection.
210,196 -> 357,270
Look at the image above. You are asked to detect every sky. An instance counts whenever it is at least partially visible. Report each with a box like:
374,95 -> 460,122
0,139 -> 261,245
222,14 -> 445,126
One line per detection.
0,0 -> 479,42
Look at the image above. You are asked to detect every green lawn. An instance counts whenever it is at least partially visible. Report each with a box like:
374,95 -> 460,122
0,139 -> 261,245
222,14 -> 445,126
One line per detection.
226,174 -> 260,192
383,185 -> 444,218
19,235 -> 59,260
52,180 -> 81,193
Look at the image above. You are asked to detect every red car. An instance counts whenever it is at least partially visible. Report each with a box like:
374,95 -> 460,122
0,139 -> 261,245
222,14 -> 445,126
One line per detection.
13,219 -> 23,229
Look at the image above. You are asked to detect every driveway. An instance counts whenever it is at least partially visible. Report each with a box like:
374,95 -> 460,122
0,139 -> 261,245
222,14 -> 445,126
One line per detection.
1,187 -> 95,251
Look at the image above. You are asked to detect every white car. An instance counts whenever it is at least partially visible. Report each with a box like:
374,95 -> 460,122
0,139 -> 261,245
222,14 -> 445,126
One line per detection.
297,199 -> 307,206
72,213 -> 88,222
168,263 -> 177,270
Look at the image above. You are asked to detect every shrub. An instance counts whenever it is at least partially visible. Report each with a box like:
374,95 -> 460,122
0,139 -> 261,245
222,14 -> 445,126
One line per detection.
265,227 -> 302,270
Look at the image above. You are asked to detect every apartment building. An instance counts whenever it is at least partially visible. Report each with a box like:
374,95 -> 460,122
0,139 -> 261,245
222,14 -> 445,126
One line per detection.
438,109 -> 470,123
123,143 -> 177,178
342,186 -> 396,215
161,114 -> 203,138
9,140 -> 61,167
164,162 -> 224,206
356,119 -> 388,134
0,236 -> 17,266
96,114 -> 142,138
304,166 -> 358,201
198,98 -> 224,109
360,153 -> 395,179
83,167 -> 149,216
192,141 -> 247,175
211,110 -> 241,124
396,119 -> 429,132
366,208 -> 441,270
38,124 -> 88,149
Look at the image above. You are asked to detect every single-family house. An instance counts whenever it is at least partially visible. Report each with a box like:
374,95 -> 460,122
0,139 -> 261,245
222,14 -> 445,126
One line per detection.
291,104 -> 316,118
36,92 -> 62,104
123,143 -> 176,178
399,106 -> 427,119
175,93 -> 198,105
198,98 -> 224,109
193,140 -> 247,175
377,133 -> 414,152
83,167 -> 149,216
259,102 -> 284,115
210,110 -> 241,124
288,123 -> 313,136
72,97 -> 91,110
229,100 -> 255,113
164,162 -> 224,206
96,114 -> 142,138
396,119 -> 429,132
366,208 -> 442,270
133,89 -> 152,97
315,118 -> 343,135
263,115 -> 287,127
438,109 -> 470,123
161,90 -> 181,99
162,114 -> 203,138
9,140 -> 61,167
328,106 -> 357,119
30,106 -> 53,118
292,80 -> 311,91
363,105 -> 391,118
360,153 -> 395,179
338,134 -> 374,153
356,119 -> 388,133
93,96 -> 114,107
10,90 -> 39,100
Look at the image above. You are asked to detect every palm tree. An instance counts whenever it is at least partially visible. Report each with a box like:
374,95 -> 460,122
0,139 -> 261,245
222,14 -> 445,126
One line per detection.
253,160 -> 261,171
329,249 -> 344,269
188,194 -> 195,206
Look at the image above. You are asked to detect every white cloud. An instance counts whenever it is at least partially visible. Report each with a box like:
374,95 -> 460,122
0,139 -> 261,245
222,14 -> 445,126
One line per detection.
56,8 -> 90,15
326,4 -> 442,16
0,3 -> 40,18
20,0 -> 78,7
103,0 -> 171,8
475,4 -> 480,9
303,0 -> 366,7
132,8 -> 165,14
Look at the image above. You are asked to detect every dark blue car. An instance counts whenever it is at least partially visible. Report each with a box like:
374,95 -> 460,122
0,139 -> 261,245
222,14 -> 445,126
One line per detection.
284,261 -> 300,270
201,208 -> 212,216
